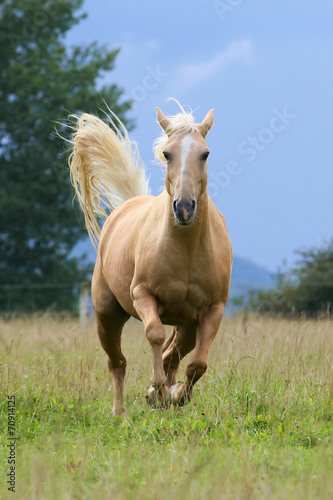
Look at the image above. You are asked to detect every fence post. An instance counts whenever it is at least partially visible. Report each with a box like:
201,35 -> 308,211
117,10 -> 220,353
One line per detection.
79,282 -> 90,325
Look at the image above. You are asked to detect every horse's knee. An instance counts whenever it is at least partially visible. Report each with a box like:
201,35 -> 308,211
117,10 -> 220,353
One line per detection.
108,356 -> 126,373
186,360 -> 207,384
145,320 -> 165,346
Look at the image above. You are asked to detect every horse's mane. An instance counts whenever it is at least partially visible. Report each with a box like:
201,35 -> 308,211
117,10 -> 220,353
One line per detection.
153,100 -> 200,165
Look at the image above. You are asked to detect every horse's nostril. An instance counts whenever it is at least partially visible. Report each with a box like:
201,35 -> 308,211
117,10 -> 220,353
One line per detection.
191,200 -> 196,211
173,200 -> 177,212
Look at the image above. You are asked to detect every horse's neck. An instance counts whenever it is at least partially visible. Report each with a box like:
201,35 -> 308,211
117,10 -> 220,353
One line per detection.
162,191 -> 210,247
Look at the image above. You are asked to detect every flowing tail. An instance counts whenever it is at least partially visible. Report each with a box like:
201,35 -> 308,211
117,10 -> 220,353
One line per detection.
67,111 -> 149,249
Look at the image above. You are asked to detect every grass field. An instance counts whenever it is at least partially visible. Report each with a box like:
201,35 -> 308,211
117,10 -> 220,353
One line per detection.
0,315 -> 333,499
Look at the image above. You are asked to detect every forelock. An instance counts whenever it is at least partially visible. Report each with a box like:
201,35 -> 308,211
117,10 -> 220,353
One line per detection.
153,104 -> 201,166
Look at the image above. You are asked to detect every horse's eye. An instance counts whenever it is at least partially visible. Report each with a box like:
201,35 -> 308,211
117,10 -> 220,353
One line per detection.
163,150 -> 171,161
200,151 -> 210,161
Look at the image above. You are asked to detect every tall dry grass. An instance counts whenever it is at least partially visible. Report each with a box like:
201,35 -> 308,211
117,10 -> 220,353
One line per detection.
0,315 -> 332,500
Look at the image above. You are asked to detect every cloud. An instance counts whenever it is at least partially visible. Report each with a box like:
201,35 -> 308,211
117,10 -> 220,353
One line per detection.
174,39 -> 253,92
120,35 -> 161,60
111,35 -> 163,88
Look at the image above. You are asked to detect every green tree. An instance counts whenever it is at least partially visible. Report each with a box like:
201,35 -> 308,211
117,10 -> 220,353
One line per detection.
249,242 -> 333,317
0,0 -> 131,313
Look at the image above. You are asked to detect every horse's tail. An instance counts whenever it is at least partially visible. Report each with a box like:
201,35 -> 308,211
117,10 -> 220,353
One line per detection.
67,111 -> 149,249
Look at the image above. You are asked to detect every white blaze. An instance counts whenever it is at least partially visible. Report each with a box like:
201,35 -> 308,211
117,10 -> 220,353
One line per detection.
180,135 -> 194,192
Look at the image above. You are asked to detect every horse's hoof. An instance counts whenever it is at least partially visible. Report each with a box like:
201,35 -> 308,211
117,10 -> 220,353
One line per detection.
112,405 -> 126,416
170,382 -> 192,406
147,384 -> 170,409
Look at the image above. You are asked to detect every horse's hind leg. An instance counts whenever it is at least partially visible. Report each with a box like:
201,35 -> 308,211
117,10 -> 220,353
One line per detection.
92,271 -> 130,415
162,326 -> 196,387
95,308 -> 129,415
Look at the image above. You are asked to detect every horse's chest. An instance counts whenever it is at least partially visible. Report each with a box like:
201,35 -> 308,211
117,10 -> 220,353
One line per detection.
155,279 -> 215,324
186,281 -> 211,308
152,260 -> 221,321
133,235 -> 230,322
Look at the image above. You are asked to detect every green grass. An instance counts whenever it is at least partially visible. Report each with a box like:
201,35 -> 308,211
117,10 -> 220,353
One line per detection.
0,316 -> 333,499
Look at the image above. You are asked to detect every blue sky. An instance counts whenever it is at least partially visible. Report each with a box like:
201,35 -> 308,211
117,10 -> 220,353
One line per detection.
66,0 -> 333,271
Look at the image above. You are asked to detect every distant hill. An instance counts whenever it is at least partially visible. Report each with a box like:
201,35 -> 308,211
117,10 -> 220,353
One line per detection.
231,255 -> 275,286
227,255 -> 276,314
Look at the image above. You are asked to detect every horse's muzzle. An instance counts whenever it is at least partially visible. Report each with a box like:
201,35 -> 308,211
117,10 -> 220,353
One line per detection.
173,198 -> 196,225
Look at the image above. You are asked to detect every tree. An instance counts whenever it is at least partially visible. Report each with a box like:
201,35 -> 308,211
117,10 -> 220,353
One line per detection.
249,242 -> 333,317
0,0 -> 131,313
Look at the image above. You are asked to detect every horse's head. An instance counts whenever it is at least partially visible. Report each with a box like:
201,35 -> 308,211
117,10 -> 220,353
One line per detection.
155,106 -> 214,226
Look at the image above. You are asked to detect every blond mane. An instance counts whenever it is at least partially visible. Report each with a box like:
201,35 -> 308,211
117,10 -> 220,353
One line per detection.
153,100 -> 201,165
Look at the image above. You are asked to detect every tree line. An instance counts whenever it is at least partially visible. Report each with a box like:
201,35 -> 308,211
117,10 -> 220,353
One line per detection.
248,243 -> 333,317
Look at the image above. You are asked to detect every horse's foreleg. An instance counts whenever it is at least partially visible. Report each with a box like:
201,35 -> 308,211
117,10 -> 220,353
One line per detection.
170,304 -> 224,406
132,285 -> 169,408
162,326 -> 196,387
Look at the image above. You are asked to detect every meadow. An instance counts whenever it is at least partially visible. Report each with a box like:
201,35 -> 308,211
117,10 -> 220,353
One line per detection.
0,315 -> 332,499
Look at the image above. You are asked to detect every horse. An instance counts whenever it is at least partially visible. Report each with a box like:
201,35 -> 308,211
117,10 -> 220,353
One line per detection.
67,102 -> 232,415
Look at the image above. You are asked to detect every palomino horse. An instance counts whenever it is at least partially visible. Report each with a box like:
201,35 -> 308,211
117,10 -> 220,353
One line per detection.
68,102 -> 232,415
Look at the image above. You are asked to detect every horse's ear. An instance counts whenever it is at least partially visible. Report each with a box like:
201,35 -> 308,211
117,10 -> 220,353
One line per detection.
156,107 -> 171,133
198,109 -> 214,137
